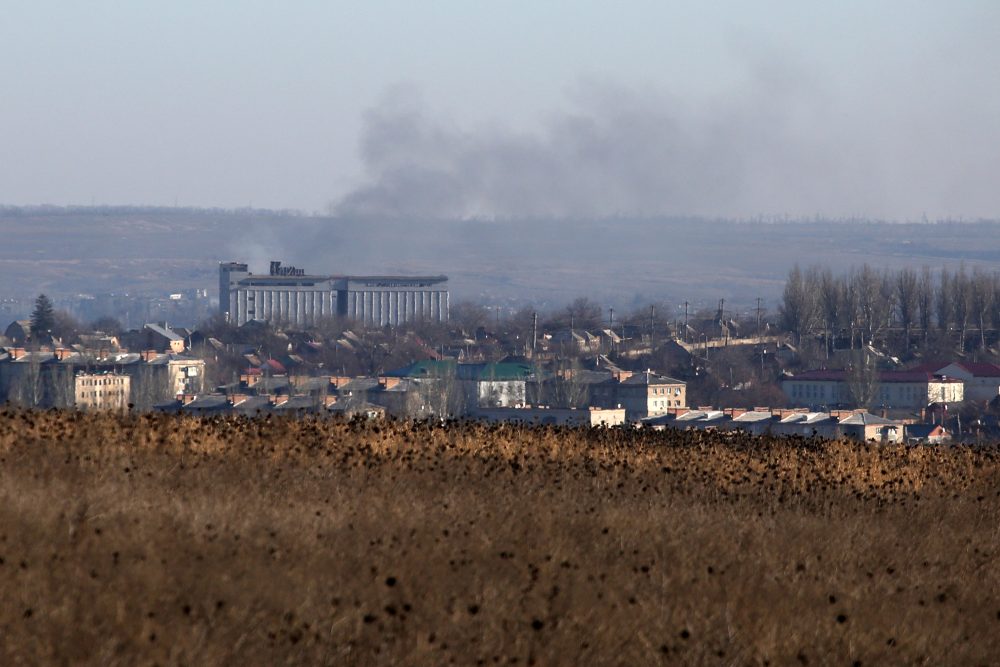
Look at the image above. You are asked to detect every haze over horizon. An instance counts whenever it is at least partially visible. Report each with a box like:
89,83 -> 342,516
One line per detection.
2,2 -> 998,221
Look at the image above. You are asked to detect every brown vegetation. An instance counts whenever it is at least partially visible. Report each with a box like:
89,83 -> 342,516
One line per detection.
1,411 -> 998,665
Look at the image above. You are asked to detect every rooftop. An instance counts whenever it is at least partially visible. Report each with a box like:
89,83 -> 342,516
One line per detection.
619,370 -> 685,386
838,412 -> 898,426
909,361 -> 1000,378
788,369 -> 963,383
144,323 -> 183,342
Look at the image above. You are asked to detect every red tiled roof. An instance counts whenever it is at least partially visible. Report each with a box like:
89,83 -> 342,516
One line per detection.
955,362 -> 1000,377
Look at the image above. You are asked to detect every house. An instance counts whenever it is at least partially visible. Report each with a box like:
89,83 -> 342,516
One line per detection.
904,423 -> 951,445
592,370 -> 686,421
140,323 -> 186,353
0,346 -> 206,410
910,362 -> 1000,403
175,394 -> 232,415
663,409 -> 726,430
549,329 -> 600,353
77,333 -> 121,352
271,395 -> 330,415
597,329 -> 622,352
4,320 -> 31,345
836,412 -> 903,443
726,411 -> 775,436
230,395 -> 272,416
385,359 -> 534,412
771,412 -> 838,439
328,398 -> 386,420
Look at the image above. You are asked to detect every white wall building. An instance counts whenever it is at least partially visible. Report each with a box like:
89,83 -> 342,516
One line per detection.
221,261 -> 448,328
782,370 -> 963,409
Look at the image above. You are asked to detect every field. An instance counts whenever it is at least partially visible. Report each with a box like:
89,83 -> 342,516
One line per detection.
1,411 -> 998,665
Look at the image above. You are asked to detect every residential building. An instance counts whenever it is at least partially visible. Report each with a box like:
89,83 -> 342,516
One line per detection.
837,412 -> 903,443
0,347 -> 204,410
385,359 -> 534,412
904,423 -> 951,445
910,362 -> 1000,403
660,409 -> 727,430
771,412 -> 838,439
74,372 -> 130,411
782,369 -> 963,410
726,411 -> 775,436
591,370 -> 686,421
140,323 -> 186,353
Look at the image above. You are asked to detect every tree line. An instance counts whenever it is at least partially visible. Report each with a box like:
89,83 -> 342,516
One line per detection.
780,264 -> 1000,358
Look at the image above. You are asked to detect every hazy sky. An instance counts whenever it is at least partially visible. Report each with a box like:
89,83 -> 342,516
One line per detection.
1,1 -> 998,219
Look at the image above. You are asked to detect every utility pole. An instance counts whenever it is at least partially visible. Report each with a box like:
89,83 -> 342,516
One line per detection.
649,305 -> 655,350
755,297 -> 762,338
531,312 -> 537,353
718,298 -> 726,345
683,301 -> 689,342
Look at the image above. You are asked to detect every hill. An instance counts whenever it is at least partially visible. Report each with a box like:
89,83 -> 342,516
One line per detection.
3,206 -> 1000,310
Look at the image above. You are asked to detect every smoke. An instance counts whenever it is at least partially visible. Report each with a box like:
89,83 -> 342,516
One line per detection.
332,69 -> 1000,221
330,75 -> 841,220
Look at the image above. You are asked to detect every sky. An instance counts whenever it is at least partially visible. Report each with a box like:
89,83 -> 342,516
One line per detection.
1,1 -> 998,220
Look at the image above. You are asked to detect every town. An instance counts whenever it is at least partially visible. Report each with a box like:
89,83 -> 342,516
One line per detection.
2,260 -> 998,445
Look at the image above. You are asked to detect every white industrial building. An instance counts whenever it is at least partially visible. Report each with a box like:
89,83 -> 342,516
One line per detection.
220,261 -> 448,328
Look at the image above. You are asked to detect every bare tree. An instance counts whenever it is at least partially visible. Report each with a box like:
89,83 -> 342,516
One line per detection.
355,331 -> 398,376
818,268 -> 844,359
565,297 -> 602,330
896,268 -> 919,352
951,266 -> 972,352
991,275 -> 1000,337
450,301 -> 491,336
551,357 -> 589,408
835,272 -> 854,350
10,354 -> 45,407
852,265 -> 891,347
51,364 -> 74,408
779,265 -> 817,346
847,350 -> 880,409
936,268 -> 952,332
970,268 -> 995,351
917,267 -> 934,348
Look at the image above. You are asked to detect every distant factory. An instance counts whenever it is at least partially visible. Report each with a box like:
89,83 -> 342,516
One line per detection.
220,261 -> 448,328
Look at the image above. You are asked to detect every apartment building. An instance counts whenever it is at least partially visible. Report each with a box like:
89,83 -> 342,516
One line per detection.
591,370 -> 687,420
75,372 -> 130,411
782,369 -> 963,409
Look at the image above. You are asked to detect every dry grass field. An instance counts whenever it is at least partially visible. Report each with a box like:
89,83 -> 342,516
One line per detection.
1,411 -> 998,666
